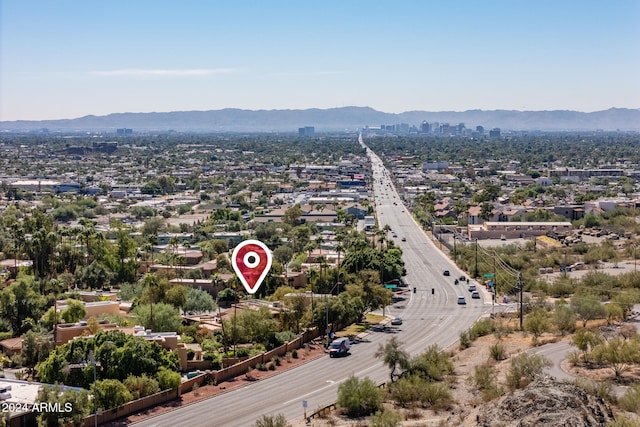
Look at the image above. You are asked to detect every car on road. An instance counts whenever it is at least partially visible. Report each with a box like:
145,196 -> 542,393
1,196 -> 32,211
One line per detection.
459,275 -> 466,281
468,285 -> 477,292
401,237 -> 406,242
391,317 -> 403,326
471,291 -> 480,299
457,296 -> 466,305
328,338 -> 351,358
443,270 -> 450,276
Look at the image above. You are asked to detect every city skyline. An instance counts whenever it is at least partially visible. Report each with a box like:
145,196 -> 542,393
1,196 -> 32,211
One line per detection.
1,0 -> 639,122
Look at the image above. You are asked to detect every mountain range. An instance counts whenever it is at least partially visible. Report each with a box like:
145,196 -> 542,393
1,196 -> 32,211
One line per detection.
1,106 -> 639,133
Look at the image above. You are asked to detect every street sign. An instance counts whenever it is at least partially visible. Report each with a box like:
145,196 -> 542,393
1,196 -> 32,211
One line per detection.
302,400 -> 307,408
384,284 -> 397,289
483,273 -> 495,278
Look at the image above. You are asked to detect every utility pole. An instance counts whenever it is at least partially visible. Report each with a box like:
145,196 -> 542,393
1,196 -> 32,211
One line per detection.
474,239 -> 479,278
517,273 -> 524,330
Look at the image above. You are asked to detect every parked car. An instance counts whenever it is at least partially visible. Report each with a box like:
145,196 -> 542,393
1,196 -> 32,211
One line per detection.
391,317 -> 403,326
471,291 -> 480,299
443,270 -> 450,276
457,296 -> 467,305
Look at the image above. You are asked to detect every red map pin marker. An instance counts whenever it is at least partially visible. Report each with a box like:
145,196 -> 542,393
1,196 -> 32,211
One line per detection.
231,239 -> 273,294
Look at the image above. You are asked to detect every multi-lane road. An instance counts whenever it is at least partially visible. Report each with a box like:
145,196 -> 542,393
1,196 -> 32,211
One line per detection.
134,139 -> 492,427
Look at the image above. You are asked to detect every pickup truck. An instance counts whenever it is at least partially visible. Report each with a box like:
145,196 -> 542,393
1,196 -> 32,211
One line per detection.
328,337 -> 351,358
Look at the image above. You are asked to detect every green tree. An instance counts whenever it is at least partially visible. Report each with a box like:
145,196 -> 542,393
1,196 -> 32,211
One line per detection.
375,336 -> 410,382
61,299 -> 86,324
183,287 -> 217,313
132,303 -> 182,332
165,286 -> 187,310
94,379 -> 132,410
36,384 -> 91,427
571,328 -> 603,364
283,204 -> 303,226
123,374 -> 160,399
157,366 -> 181,390
115,226 -> 138,283
571,295 -> 607,327
0,275 -> 46,334
552,304 -> 577,336
78,260 -> 113,290
524,308 -> 550,345
337,375 -> 384,418
22,330 -> 52,376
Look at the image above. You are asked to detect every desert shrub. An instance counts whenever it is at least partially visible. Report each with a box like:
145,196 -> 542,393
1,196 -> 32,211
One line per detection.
506,353 -> 552,389
236,347 -> 251,357
567,350 -> 581,367
409,345 -> 454,382
337,375 -> 384,417
254,413 -> 288,427
257,363 -> 268,371
459,331 -> 470,349
292,349 -> 299,359
268,363 -> 276,371
471,364 -> 503,401
606,414 -> 640,427
619,384 -> 640,413
573,378 -> 617,404
272,356 -> 281,366
388,375 -> 421,407
489,343 -> 506,361
417,381 -> 452,408
469,319 -> 495,341
370,409 -> 402,427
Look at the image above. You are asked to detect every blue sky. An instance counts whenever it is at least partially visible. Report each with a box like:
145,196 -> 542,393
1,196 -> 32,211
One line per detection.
1,0 -> 639,121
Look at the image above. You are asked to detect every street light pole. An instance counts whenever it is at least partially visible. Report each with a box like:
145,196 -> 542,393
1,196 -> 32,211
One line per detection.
93,360 -> 97,427
324,282 -> 341,347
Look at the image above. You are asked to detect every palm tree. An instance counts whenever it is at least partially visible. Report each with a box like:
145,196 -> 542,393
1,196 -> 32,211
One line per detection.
315,235 -> 325,256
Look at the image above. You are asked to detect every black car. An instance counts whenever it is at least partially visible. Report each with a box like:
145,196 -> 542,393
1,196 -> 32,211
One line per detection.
443,270 -> 450,276
459,275 -> 466,281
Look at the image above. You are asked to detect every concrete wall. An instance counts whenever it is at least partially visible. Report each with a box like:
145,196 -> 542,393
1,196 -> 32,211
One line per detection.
79,389 -> 179,427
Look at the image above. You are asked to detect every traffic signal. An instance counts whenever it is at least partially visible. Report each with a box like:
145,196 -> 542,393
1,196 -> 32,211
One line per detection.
413,287 -> 416,293
431,288 -> 435,295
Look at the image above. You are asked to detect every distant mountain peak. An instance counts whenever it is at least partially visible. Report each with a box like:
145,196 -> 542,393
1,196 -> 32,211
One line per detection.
1,106 -> 638,132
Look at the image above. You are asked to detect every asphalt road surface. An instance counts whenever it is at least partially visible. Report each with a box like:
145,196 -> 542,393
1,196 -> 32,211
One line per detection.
134,136 -> 492,427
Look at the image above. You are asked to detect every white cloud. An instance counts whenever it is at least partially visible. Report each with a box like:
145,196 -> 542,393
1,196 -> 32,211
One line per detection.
90,68 -> 237,77
272,71 -> 342,77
